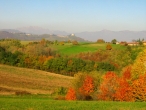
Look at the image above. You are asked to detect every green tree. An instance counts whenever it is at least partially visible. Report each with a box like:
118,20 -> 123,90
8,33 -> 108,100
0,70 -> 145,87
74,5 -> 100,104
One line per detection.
111,39 -> 117,44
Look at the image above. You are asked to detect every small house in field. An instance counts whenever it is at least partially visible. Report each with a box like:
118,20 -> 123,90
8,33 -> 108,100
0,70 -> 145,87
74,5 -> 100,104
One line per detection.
116,42 -> 119,44
127,42 -> 139,46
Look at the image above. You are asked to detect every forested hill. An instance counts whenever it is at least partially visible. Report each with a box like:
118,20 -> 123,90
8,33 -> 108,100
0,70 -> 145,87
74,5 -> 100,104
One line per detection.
0,31 -> 86,42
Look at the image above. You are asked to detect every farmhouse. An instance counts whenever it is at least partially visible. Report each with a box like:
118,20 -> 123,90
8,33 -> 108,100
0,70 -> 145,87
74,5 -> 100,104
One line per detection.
143,41 -> 146,46
116,42 -> 120,44
127,42 -> 139,46
120,41 -> 127,46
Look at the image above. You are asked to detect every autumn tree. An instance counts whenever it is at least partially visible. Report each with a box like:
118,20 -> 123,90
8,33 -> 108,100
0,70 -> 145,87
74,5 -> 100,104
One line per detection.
114,78 -> 133,101
106,44 -> 112,50
131,73 -> 146,101
79,75 -> 95,100
72,40 -> 79,45
97,39 -> 105,43
98,72 -> 119,101
131,49 -> 146,80
72,72 -> 100,100
65,88 -> 76,100
114,66 -> 133,101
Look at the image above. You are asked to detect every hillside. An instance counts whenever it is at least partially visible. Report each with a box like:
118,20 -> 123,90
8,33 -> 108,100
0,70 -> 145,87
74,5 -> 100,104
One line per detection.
0,64 -> 73,95
0,30 -> 87,42
2,28 -> 146,42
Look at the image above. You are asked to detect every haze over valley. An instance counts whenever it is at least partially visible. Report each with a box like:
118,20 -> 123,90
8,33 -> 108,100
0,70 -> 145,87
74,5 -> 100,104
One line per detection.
1,27 -> 146,42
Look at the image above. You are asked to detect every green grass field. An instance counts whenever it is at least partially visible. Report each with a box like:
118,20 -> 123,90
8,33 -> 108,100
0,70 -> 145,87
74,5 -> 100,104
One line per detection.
0,95 -> 146,110
52,43 -> 126,55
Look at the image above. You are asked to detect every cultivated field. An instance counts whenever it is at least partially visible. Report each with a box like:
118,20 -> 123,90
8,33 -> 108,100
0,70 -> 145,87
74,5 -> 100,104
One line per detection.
0,64 -> 73,95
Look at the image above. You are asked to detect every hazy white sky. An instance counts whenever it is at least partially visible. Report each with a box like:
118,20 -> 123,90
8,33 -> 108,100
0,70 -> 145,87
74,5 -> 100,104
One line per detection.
0,0 -> 146,32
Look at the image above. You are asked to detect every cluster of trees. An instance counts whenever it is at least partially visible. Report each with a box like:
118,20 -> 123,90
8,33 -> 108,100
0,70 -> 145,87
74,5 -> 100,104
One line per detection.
77,47 -> 142,72
0,39 -> 143,76
66,49 -> 146,101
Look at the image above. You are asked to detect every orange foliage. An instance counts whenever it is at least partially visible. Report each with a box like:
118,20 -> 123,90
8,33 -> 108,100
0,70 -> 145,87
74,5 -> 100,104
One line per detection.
77,50 -> 110,62
114,78 -> 133,101
65,88 -> 76,100
97,39 -> 105,43
98,72 -> 119,101
38,55 -> 53,64
113,66 -> 134,101
122,66 -> 132,80
106,44 -> 112,50
131,73 -> 146,101
79,76 -> 94,96
98,66 -> 146,102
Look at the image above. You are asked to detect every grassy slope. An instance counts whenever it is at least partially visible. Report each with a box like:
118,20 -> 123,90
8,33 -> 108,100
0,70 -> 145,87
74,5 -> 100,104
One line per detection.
0,64 -> 73,95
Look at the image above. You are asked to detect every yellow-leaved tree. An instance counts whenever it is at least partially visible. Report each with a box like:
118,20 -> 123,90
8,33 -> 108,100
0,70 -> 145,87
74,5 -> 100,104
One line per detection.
130,49 -> 146,101
131,49 -> 146,80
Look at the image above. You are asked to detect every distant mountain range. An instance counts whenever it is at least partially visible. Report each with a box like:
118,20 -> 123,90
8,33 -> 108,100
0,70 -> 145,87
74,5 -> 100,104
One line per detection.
75,30 -> 146,42
1,26 -> 146,42
17,26 -> 69,35
0,30 -> 86,42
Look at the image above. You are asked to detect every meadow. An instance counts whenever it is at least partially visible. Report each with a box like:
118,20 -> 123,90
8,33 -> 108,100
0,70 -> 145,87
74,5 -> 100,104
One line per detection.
21,41 -> 126,55
0,95 -> 146,110
46,43 -> 126,55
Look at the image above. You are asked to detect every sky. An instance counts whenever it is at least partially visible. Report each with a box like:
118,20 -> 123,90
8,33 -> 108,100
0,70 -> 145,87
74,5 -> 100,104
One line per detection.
0,0 -> 146,33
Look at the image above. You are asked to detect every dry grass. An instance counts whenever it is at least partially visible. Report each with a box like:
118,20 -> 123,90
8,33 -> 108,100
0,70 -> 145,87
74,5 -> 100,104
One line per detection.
0,64 -> 73,95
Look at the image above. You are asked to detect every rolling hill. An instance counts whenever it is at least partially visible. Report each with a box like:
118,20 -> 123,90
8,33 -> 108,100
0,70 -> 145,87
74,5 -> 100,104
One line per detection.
0,64 -> 73,95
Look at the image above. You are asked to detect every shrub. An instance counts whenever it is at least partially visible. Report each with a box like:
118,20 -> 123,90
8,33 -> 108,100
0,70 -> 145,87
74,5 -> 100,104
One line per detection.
106,44 -> 112,50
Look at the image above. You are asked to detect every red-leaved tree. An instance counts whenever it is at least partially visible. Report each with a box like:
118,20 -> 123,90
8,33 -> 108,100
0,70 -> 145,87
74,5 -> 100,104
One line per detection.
65,88 -> 76,100
131,73 -> 146,101
79,75 -> 94,100
114,66 -> 134,101
98,72 -> 119,101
